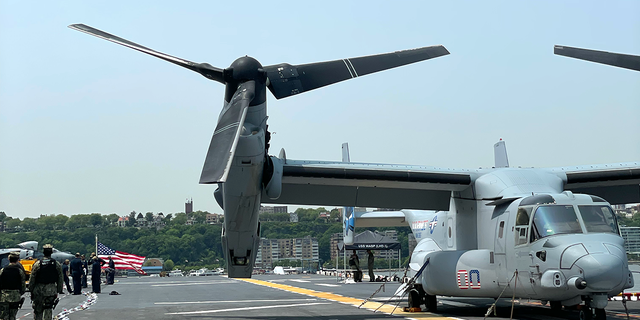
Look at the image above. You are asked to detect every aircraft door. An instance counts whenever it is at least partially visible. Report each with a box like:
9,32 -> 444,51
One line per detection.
494,214 -> 509,286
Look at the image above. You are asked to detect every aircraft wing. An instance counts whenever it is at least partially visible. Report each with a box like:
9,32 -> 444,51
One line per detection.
547,162 -> 640,204
261,159 -> 476,210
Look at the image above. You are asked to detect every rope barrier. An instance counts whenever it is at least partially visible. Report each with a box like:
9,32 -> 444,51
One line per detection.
484,269 -> 518,320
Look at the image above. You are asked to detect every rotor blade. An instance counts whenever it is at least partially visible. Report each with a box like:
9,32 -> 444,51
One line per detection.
200,81 -> 255,184
554,45 -> 640,72
264,45 -> 449,99
68,24 -> 225,83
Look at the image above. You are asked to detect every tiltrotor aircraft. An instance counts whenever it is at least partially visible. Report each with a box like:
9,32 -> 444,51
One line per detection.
338,140 -> 638,320
0,241 -> 74,267
70,25 -> 639,319
69,24 -> 450,278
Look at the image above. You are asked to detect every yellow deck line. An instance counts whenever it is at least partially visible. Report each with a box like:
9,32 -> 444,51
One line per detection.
240,278 -> 458,320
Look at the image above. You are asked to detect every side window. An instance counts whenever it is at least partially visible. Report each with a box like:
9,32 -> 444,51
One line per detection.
515,227 -> 528,246
514,207 -> 531,246
498,221 -> 505,238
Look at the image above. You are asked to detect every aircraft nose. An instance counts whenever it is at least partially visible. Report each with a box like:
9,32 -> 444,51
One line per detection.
575,253 -> 624,291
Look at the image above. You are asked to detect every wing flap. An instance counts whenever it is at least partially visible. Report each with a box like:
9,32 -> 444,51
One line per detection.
354,211 -> 407,228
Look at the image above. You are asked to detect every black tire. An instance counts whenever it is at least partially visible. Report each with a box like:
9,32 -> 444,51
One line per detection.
425,294 -> 437,312
408,289 -> 421,309
550,301 -> 562,311
594,308 -> 606,320
579,308 -> 593,320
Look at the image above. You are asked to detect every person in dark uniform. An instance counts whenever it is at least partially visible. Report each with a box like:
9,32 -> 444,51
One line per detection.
69,253 -> 82,295
367,250 -> 375,282
107,257 -> 115,285
80,255 -> 88,288
0,252 -> 26,320
61,260 -> 72,294
349,250 -> 362,282
29,244 -> 63,320
91,256 -> 104,293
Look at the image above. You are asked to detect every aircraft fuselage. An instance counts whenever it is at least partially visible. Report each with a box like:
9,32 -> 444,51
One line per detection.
407,168 -> 632,310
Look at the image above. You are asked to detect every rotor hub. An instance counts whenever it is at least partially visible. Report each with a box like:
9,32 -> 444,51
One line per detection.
228,56 -> 264,81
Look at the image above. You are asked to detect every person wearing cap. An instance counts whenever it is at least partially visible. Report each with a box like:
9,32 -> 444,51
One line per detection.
80,255 -> 88,288
61,260 -> 72,294
69,253 -> 83,295
0,252 -> 26,320
90,256 -> 105,293
29,244 -> 63,320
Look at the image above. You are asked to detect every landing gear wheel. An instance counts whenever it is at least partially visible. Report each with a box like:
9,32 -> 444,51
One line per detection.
549,301 -> 562,311
425,294 -> 437,312
408,289 -> 421,309
579,307 -> 592,320
594,308 -> 606,320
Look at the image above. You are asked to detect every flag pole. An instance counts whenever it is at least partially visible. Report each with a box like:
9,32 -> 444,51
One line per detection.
95,234 -> 98,255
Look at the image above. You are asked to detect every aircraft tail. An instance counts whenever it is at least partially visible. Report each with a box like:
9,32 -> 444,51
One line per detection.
343,207 -> 356,245
402,210 -> 439,236
494,139 -> 509,168
341,143 -> 356,245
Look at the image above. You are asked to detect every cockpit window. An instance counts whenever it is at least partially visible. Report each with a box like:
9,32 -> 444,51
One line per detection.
579,205 -> 619,234
516,208 -> 530,226
532,205 -> 582,240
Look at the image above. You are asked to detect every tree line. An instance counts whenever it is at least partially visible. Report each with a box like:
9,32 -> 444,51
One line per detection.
0,208 -> 412,270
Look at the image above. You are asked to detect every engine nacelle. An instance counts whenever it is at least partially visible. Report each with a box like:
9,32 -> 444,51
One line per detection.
18,241 -> 38,251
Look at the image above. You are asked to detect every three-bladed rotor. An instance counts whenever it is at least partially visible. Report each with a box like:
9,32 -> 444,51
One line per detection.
69,23 -> 450,185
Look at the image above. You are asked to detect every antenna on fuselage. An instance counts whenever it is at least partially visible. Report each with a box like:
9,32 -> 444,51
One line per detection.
494,139 -> 509,168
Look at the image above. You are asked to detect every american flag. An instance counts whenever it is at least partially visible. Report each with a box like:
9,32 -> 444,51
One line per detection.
97,242 -> 147,275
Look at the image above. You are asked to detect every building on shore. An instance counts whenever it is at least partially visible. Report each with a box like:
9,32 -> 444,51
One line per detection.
255,236 -> 319,269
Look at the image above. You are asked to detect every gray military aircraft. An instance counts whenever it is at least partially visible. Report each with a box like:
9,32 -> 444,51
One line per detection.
336,140 -> 638,320
0,241 -> 74,267
554,45 -> 640,72
69,24 -> 450,278
69,25 -> 639,319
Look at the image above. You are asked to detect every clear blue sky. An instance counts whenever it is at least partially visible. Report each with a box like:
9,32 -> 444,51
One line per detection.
1,1 -> 639,218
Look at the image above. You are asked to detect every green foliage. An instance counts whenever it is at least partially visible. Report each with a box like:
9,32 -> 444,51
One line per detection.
259,212 -> 290,222
170,213 -> 187,226
0,209 -> 414,270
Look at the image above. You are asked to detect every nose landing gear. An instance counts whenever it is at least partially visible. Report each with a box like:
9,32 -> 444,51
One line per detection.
579,298 -> 607,320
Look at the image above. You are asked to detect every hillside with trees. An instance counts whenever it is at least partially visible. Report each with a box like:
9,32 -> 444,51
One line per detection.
0,209 -> 413,271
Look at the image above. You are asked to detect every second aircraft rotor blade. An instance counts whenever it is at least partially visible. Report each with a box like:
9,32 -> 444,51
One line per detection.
199,81 -> 256,184
554,45 -> 640,72
68,24 -> 226,83
264,45 -> 450,99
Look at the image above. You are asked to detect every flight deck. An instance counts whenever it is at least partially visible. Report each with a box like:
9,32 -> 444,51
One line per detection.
11,274 -> 640,320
